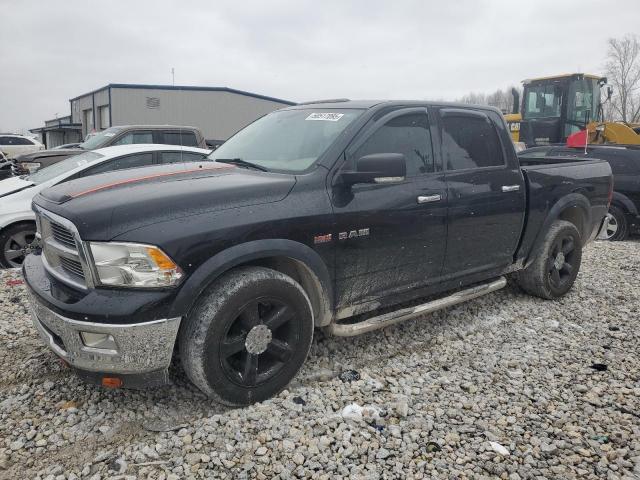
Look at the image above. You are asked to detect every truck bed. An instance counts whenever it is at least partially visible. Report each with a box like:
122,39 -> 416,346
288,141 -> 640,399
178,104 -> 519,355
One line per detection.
516,157 -> 612,263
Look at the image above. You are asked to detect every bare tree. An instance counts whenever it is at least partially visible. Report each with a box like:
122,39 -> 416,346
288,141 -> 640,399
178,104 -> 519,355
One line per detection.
605,34 -> 640,123
457,86 -> 522,114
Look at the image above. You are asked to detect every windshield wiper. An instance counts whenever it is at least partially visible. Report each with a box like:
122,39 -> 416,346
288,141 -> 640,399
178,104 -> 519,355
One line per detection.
214,158 -> 268,172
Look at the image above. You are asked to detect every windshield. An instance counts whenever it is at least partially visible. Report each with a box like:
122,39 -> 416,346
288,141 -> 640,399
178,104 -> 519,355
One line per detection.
208,109 -> 362,172
27,151 -> 103,184
523,83 -> 563,119
78,127 -> 123,150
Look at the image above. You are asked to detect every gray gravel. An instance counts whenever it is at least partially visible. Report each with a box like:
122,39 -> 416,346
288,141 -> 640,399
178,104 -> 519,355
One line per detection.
1,240 -> 639,479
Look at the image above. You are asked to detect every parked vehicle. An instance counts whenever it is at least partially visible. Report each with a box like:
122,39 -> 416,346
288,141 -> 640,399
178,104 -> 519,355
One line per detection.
12,125 -> 207,175
52,143 -> 82,150
0,144 -> 211,267
24,100 -> 612,406
0,151 -> 11,180
520,145 -> 640,240
0,134 -> 44,159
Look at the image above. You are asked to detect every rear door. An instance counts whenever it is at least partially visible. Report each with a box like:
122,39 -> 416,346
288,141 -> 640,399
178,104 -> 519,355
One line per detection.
331,107 -> 447,309
438,108 -> 525,276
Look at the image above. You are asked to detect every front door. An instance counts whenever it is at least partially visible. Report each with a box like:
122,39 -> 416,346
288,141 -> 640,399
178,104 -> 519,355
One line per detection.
438,108 -> 526,276
331,108 -> 447,311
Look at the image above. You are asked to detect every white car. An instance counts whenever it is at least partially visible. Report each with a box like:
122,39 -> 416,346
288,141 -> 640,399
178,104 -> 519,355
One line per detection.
0,144 -> 211,268
0,134 -> 44,159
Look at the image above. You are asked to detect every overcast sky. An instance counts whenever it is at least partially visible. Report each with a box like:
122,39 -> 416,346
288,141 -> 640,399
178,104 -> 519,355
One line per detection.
2,0 -> 639,133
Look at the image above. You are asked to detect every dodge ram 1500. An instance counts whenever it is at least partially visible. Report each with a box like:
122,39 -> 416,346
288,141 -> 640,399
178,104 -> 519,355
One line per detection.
23,100 -> 613,405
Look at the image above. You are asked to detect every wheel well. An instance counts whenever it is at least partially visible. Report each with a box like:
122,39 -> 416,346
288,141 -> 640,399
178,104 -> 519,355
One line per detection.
0,220 -> 37,238
233,256 -> 332,327
557,206 -> 586,243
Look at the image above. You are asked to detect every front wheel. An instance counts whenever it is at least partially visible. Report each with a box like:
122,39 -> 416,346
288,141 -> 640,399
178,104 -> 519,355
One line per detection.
179,267 -> 314,406
515,220 -> 582,299
0,223 -> 37,268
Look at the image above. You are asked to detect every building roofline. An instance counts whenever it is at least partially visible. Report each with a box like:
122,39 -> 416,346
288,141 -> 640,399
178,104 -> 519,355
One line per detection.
69,83 -> 296,105
44,115 -> 73,123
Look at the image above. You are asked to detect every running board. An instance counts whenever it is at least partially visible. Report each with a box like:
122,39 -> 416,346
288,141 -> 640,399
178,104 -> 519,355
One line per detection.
327,277 -> 507,337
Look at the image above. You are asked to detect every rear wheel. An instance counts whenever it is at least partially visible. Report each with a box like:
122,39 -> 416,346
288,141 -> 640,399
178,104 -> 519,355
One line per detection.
515,220 -> 582,299
599,205 -> 628,241
0,223 -> 37,268
179,267 -> 314,406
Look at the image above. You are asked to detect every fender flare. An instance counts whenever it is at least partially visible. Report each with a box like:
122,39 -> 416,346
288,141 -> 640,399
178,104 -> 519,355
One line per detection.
611,191 -> 638,216
168,239 -> 334,325
528,192 -> 591,263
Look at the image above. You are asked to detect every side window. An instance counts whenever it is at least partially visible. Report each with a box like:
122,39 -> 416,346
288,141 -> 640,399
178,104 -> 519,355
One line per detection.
441,115 -> 504,170
80,153 -> 154,176
0,136 -> 10,145
352,113 -> 433,176
159,151 -> 206,164
112,131 -> 154,145
163,132 -> 198,147
11,137 -> 35,145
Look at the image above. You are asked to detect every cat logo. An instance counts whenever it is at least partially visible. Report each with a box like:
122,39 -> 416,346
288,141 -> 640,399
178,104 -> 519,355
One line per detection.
339,228 -> 370,240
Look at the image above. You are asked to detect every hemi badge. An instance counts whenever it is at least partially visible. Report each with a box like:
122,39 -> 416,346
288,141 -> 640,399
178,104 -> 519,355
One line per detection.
314,234 -> 332,244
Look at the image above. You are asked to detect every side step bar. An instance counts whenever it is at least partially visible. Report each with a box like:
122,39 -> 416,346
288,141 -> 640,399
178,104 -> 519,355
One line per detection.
327,277 -> 507,337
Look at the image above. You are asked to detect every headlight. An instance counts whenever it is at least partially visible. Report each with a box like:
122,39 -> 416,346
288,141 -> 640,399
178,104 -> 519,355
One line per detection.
21,162 -> 41,172
89,242 -> 183,288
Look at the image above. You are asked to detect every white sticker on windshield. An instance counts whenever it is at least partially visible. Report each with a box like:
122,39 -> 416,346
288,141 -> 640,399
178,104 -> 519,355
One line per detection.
103,132 -> 116,137
306,112 -> 344,122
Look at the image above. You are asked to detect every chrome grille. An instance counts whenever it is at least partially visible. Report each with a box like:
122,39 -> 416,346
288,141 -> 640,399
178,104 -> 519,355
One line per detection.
59,256 -> 85,278
50,222 -> 76,249
36,208 -> 90,289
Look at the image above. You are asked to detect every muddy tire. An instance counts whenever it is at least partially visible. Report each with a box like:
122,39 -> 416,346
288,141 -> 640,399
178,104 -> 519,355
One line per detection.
179,267 -> 314,406
0,222 -> 37,269
515,220 -> 582,300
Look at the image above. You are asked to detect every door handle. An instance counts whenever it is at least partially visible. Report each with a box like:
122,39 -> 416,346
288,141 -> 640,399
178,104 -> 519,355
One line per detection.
417,194 -> 442,204
501,185 -> 520,192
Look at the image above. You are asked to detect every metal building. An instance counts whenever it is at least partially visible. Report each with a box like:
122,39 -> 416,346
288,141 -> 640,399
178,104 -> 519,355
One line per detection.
68,83 -> 295,142
31,84 -> 294,147
29,115 -> 83,148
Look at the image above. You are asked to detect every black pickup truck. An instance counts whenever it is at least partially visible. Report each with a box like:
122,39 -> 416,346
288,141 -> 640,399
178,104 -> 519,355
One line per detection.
23,100 -> 612,406
520,145 -> 640,240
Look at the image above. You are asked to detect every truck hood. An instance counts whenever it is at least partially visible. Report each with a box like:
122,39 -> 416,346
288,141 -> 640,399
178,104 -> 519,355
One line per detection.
34,162 -> 296,240
16,149 -> 82,162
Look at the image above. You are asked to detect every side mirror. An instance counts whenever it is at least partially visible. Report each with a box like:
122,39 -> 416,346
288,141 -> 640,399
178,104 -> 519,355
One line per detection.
607,86 -> 613,101
340,153 -> 406,186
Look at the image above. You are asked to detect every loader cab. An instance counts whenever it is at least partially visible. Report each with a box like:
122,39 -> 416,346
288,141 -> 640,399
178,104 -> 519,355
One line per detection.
520,74 -> 604,146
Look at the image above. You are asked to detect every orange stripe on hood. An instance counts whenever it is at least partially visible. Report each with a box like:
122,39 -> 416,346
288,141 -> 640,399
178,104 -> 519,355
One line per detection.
70,164 -> 234,198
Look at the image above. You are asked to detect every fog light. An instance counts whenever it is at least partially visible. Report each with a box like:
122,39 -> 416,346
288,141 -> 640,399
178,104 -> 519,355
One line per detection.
80,332 -> 117,350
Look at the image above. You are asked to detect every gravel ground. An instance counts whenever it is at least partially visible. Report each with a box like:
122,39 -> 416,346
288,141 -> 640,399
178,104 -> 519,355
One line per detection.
0,240 -> 639,480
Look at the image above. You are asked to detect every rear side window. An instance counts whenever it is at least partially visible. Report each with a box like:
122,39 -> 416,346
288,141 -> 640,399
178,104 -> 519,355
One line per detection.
163,131 -> 198,147
81,153 -> 154,176
0,136 -> 34,146
442,115 -> 504,170
353,113 -> 434,176
159,151 -> 207,164
112,131 -> 153,145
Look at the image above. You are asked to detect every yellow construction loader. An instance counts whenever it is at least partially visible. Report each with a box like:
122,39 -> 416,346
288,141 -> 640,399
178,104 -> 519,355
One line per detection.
504,73 -> 640,146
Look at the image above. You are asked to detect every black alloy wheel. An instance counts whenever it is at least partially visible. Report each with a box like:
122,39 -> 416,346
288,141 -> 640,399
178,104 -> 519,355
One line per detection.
546,234 -> 577,290
220,297 -> 298,387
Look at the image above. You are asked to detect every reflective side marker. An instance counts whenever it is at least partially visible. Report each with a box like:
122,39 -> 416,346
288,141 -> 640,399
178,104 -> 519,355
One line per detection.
102,377 -> 123,388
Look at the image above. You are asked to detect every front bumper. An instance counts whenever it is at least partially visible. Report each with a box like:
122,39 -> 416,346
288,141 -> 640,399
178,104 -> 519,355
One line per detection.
27,288 -> 181,377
